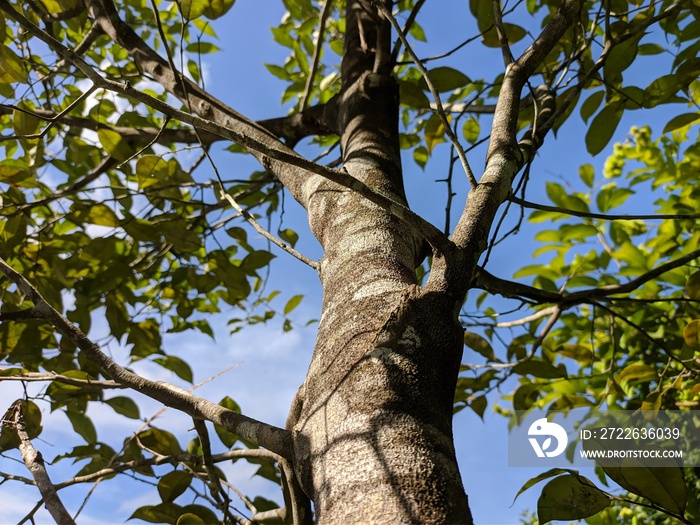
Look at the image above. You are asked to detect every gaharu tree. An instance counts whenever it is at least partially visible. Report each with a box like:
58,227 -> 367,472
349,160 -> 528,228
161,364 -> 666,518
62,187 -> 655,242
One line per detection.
0,0 -> 699,523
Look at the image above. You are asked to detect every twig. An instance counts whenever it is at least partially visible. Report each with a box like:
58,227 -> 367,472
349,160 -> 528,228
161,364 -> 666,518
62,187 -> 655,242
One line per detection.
0,370 -> 125,389
376,2 -> 478,188
221,191 -> 319,270
492,0 -> 514,66
300,0 -> 333,110
509,194 -> 700,221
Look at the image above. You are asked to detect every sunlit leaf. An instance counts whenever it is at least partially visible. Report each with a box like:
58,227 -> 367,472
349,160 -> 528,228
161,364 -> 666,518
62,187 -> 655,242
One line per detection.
158,470 -> 193,503
537,475 -> 610,524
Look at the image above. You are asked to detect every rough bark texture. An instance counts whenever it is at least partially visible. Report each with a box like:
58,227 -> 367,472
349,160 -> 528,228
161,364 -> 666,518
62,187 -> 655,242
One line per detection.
287,1 -> 473,523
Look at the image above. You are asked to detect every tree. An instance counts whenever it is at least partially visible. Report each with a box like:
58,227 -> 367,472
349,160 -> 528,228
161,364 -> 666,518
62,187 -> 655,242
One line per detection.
0,0 -> 699,523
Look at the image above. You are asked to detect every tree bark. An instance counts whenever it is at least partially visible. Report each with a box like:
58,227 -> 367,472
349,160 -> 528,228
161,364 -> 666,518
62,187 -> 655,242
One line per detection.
288,1 -> 473,522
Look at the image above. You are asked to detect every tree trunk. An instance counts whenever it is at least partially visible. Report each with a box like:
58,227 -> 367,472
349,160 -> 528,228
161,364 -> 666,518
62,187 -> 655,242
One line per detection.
287,2 -> 473,522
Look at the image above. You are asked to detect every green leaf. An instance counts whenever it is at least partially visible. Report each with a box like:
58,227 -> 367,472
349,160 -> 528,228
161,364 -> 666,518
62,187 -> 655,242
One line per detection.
240,250 -> 275,274
75,203 -> 120,227
604,33 -> 643,86
177,0 -> 208,19
0,400 -> 42,452
462,118 -> 480,144
278,228 -> 299,248
413,146 -> 428,169
596,185 -> 634,212
683,320 -> 700,350
481,23 -> 527,48
470,395 -> 487,418
537,475 -> 610,524
580,91 -> 604,123
136,155 -> 170,189
513,359 -> 568,379
602,464 -> 687,514
153,356 -> 194,383
637,43 -> 665,55
13,102 -> 40,136
424,113 -> 446,153
579,164 -> 594,187
618,363 -> 657,385
513,383 -> 540,411
662,112 -> 700,133
283,294 -> 303,315
399,80 -> 430,109
0,159 -> 30,185
685,272 -> 700,300
586,104 -> 623,156
65,410 -> 98,444
420,67 -> 470,92
203,0 -> 236,19
176,514 -> 206,525
104,396 -> 141,419
0,44 -> 28,83
513,468 -> 580,503
463,331 -> 496,361
138,428 -> 182,456
97,129 -> 135,162
130,503 -> 183,524
158,470 -> 193,503
408,21 -> 426,41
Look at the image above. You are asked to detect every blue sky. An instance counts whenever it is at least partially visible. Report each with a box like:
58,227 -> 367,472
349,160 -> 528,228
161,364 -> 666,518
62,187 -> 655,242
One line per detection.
0,0 -> 688,523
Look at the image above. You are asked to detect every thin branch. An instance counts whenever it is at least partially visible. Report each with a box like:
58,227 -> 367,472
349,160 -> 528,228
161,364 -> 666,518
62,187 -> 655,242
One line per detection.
494,305 -> 558,328
116,116 -> 171,169
492,0 -> 514,66
0,256 -> 294,458
390,0 -> 427,62
12,403 -> 76,525
0,370 -> 126,389
0,105 -> 221,144
193,419 -> 237,524
593,301 -> 689,369
510,194 -> 700,221
0,85 -> 97,142
476,248 -> 700,305
377,2 -> 478,188
221,191 -> 319,270
52,449 -> 286,490
9,155 -> 117,214
300,0 -> 333,110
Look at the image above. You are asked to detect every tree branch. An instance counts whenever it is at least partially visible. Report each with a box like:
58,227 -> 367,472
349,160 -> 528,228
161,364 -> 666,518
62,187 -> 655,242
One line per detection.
476,248 -> 700,305
509,194 -> 700,221
0,369 -> 126,390
377,1 -> 478,188
450,0 -> 584,280
0,256 -> 294,459
12,403 -> 76,525
299,0 -> 333,110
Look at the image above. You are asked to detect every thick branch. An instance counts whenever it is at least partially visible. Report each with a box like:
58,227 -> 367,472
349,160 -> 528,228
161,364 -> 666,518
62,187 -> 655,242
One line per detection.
258,100 -> 339,147
0,256 -> 294,459
449,0 -> 584,289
